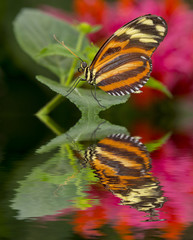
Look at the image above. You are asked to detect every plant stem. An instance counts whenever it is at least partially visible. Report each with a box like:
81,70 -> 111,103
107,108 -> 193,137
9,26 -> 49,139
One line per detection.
60,74 -> 65,85
36,114 -> 64,135
36,94 -> 64,116
65,32 -> 85,86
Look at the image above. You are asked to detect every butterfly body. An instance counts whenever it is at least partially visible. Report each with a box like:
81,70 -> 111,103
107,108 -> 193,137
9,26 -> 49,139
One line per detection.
83,65 -> 96,85
79,14 -> 167,96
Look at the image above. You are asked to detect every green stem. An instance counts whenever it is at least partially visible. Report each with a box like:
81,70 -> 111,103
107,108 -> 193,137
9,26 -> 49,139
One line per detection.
36,94 -> 64,116
36,31 -> 85,117
60,75 -> 65,85
36,114 -> 64,135
65,32 -> 85,86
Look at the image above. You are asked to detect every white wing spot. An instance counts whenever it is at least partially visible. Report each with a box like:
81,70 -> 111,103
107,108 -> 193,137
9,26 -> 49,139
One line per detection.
139,38 -> 158,43
142,19 -> 154,26
141,56 -> 147,60
126,28 -> 140,36
115,28 -> 126,36
131,33 -> 157,39
120,134 -> 124,139
156,25 -> 166,32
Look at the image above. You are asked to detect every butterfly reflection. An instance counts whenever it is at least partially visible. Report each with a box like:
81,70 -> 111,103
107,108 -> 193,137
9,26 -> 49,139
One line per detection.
84,133 -> 166,220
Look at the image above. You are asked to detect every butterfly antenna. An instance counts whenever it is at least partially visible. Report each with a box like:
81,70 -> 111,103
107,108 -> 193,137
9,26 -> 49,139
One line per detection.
53,34 -> 83,62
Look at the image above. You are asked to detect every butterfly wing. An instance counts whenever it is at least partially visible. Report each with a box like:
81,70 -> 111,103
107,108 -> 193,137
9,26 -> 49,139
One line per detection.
90,14 -> 167,96
88,133 -> 152,191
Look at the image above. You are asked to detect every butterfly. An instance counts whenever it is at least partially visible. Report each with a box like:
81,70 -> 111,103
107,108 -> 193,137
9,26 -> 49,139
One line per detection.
54,14 -> 167,106
84,133 -> 166,212
61,14 -> 167,98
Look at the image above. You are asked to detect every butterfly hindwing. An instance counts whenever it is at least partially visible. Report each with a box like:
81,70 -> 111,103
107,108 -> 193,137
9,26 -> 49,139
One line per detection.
90,14 -> 167,96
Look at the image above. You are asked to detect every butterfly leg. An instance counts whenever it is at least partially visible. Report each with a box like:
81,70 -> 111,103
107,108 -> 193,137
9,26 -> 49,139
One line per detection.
90,120 -> 106,141
65,78 -> 86,97
91,84 -> 105,108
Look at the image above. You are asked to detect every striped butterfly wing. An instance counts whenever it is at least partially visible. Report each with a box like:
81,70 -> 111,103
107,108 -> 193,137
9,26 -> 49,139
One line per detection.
87,133 -> 152,191
90,14 -> 167,96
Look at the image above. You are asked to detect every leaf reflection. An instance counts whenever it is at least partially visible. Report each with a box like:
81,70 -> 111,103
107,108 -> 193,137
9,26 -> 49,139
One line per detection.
11,119 -> 169,221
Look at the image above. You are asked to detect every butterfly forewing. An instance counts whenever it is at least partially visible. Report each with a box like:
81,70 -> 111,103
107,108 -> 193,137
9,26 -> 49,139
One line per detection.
85,133 -> 152,191
90,14 -> 167,96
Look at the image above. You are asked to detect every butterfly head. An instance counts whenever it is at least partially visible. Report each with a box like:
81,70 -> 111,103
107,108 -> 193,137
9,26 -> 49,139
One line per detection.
78,61 -> 87,73
78,61 -> 95,85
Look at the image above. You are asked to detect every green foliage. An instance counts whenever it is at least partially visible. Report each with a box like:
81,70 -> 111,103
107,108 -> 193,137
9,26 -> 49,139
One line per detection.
146,132 -> 171,152
147,77 -> 173,98
13,8 -> 89,79
36,75 -> 129,115
11,147 -> 99,219
11,117 -> 170,218
37,115 -> 128,153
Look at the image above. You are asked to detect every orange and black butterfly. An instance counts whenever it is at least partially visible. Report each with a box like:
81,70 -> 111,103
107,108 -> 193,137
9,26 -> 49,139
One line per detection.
84,133 -> 166,214
63,14 -> 167,97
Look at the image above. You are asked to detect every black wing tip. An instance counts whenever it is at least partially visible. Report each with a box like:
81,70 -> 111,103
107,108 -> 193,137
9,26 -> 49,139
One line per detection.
136,14 -> 168,32
146,14 -> 168,33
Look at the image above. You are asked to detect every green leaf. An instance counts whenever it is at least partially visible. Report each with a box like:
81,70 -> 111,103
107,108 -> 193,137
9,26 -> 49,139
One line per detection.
87,25 -> 101,33
37,44 -> 86,61
13,8 -> 89,78
146,77 -> 173,98
146,132 -> 171,152
37,116 -> 128,153
36,75 -> 130,115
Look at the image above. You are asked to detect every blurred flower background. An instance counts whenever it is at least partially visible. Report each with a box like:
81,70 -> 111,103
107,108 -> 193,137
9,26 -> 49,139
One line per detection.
42,0 -> 193,107
1,0 -> 193,239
